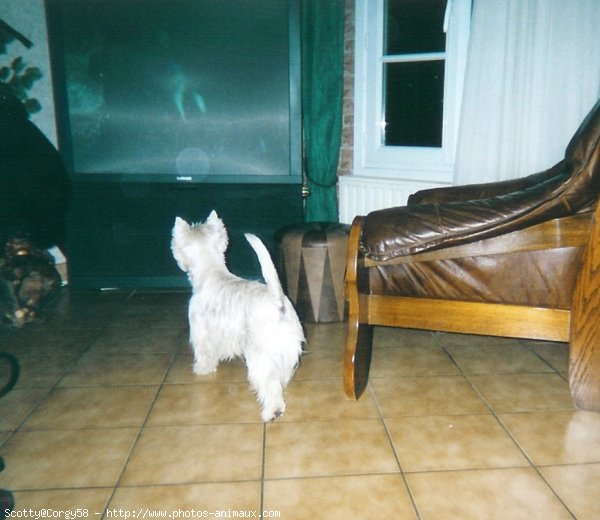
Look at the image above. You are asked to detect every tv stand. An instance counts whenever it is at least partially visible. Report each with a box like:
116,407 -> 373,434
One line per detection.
65,181 -> 303,288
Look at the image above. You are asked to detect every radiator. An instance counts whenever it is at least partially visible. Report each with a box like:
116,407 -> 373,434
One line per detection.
338,176 -> 449,224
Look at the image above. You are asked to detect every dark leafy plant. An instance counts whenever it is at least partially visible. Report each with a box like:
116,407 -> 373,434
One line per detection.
0,18 -> 42,116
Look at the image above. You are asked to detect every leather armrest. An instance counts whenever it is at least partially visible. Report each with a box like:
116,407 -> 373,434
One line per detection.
408,163 -> 563,205
360,171 -> 575,261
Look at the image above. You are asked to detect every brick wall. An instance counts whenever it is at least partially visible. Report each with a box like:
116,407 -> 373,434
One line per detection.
337,0 -> 355,177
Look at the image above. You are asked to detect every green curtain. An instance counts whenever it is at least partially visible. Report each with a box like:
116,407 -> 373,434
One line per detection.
301,0 -> 345,222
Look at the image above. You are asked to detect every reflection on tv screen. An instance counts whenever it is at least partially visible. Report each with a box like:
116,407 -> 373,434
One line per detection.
53,0 -> 292,179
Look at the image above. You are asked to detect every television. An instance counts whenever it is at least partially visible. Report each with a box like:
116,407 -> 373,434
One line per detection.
44,0 -> 303,287
45,0 -> 301,184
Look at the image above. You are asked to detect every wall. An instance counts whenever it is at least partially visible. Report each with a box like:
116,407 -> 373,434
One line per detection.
0,0 -> 56,145
337,0 -> 355,178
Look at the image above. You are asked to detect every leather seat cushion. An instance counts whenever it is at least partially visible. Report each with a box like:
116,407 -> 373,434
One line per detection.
367,246 -> 583,309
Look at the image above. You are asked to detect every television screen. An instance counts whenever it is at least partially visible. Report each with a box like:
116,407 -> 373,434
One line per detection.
46,0 -> 300,183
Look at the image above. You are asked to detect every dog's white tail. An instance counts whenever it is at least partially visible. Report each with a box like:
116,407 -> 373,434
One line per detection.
245,233 -> 285,306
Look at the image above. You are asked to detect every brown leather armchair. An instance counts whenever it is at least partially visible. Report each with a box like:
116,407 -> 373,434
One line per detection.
344,98 -> 600,411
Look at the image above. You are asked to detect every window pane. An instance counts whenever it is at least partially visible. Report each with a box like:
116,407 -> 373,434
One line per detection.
384,60 -> 444,147
385,0 -> 446,55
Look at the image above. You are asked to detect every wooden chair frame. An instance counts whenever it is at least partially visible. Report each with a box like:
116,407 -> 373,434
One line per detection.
343,205 -> 600,411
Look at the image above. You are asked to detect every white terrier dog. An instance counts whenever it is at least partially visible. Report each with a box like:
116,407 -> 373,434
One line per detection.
171,211 -> 304,421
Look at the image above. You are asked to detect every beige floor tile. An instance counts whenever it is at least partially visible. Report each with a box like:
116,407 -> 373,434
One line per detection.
12,488 -> 113,515
120,423 -> 263,485
9,356 -> 75,390
372,376 -> 488,417
445,343 -> 553,374
124,290 -> 190,311
109,481 -> 261,515
372,326 -> 405,347
304,322 -> 346,351
387,414 -> 529,472
147,382 -> 261,425
60,353 -> 173,386
42,290 -> 128,326
0,328 -> 102,358
264,419 -> 399,479
469,373 -> 576,412
41,305 -> 117,329
527,341 -> 569,372
23,386 -> 158,430
0,430 -> 11,445
264,474 -> 417,519
166,354 -> 248,383
280,378 -> 379,422
294,349 -> 345,380
407,468 -> 573,520
540,463 -> 600,520
87,326 -> 185,355
4,290 -> 599,519
436,332 -> 500,348
371,345 -> 460,378
0,428 -> 138,489
0,388 -> 48,430
499,411 -> 600,465
375,327 -> 439,348
106,303 -> 187,327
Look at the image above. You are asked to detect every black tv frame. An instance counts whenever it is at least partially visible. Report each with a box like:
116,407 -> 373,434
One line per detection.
44,0 -> 302,186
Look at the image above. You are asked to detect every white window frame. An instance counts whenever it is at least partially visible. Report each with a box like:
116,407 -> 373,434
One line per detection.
353,0 -> 472,183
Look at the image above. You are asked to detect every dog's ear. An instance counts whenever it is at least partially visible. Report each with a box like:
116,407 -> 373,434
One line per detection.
206,210 -> 220,224
206,210 -> 229,251
171,217 -> 190,272
173,216 -> 189,233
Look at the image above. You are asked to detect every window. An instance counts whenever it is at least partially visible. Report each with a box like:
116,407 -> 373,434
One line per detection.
354,0 -> 471,182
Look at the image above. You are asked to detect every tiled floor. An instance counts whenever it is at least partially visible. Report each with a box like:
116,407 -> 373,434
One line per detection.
1,289 -> 600,519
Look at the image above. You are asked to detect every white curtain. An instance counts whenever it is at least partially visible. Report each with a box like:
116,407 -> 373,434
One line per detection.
454,0 -> 600,185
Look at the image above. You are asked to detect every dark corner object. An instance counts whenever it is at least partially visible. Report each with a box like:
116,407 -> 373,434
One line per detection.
344,98 -> 600,412
0,83 -> 71,249
0,352 -> 19,518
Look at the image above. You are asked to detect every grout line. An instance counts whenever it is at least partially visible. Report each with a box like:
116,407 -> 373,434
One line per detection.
259,422 -> 267,514
1,326 -> 111,445
97,329 -> 182,519
493,412 -> 579,520
1,299 -> 588,518
439,336 -> 578,519
367,383 -> 423,520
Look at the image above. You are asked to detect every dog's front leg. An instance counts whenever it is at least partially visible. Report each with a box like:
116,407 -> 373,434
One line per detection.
189,324 -> 219,375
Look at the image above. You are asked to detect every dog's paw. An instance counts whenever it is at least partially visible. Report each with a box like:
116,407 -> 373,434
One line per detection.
192,363 -> 218,376
262,404 -> 285,422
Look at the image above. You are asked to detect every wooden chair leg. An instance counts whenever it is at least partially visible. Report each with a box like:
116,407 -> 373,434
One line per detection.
569,205 -> 600,411
343,216 -> 374,399
344,318 -> 373,399
569,336 -> 600,410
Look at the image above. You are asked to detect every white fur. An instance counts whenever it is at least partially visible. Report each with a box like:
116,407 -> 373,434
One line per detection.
171,211 -> 304,421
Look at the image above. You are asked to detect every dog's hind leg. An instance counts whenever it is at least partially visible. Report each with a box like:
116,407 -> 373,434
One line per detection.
256,379 -> 286,422
246,357 -> 286,422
